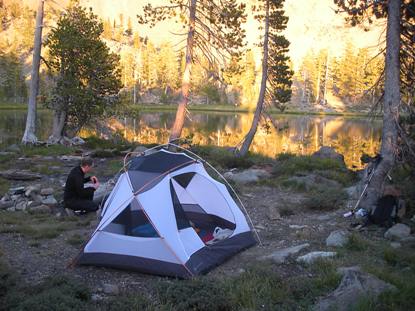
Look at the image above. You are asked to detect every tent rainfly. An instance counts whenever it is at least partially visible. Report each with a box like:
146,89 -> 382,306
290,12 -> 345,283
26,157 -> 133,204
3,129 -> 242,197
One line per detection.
76,149 -> 257,278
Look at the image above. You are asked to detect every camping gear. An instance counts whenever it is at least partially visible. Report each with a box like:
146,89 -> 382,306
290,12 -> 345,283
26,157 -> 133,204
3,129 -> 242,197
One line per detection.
75,147 -> 257,278
369,195 -> 398,227
344,155 -> 382,218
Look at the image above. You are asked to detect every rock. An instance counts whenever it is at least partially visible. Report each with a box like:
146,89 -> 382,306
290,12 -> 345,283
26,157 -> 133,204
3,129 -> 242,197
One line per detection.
41,195 -> 58,206
9,186 -> 25,195
133,146 -> 148,154
27,200 -> 42,208
315,266 -> 396,311
390,242 -> 401,249
316,214 -> 332,221
260,243 -> 310,264
266,206 -> 282,220
287,174 -> 341,191
0,200 -> 14,210
255,225 -> 266,230
296,251 -> 337,264
326,230 -> 350,247
289,225 -> 307,229
71,136 -> 85,145
24,185 -> 41,197
0,170 -> 42,181
312,146 -> 345,163
224,169 -> 271,184
30,204 -> 50,214
59,155 -> 83,162
5,144 -> 21,153
91,293 -> 104,302
102,284 -> 119,295
15,199 -> 28,211
384,223 -> 411,241
40,188 -> 54,196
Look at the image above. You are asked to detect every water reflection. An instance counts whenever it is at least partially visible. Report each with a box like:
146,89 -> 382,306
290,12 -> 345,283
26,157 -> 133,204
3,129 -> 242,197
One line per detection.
88,112 -> 381,169
1,110 -> 381,169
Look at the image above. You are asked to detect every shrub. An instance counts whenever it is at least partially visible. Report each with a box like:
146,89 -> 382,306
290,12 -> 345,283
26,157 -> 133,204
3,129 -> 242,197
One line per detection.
345,233 -> 369,252
154,278 -> 231,311
222,265 -> 287,311
3,276 -> 91,311
303,187 -> 347,211
102,294 -> 151,311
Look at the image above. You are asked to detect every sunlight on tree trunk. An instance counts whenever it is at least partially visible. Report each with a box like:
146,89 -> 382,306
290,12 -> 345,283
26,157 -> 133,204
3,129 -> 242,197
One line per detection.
360,0 -> 401,212
169,0 -> 197,143
238,0 -> 270,156
21,0 -> 44,145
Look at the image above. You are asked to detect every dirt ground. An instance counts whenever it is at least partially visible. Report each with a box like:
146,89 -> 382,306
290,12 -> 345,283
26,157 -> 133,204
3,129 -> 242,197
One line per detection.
0,154 -> 386,295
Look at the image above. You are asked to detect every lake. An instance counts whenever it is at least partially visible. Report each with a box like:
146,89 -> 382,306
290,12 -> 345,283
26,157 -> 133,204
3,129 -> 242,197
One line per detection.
0,109 -> 382,169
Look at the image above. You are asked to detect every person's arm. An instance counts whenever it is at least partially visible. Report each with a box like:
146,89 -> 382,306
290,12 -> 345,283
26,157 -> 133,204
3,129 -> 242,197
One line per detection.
74,173 -> 95,199
83,176 -> 91,183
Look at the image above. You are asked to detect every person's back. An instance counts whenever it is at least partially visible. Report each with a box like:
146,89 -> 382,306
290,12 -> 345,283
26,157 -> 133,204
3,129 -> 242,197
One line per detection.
64,157 -> 99,213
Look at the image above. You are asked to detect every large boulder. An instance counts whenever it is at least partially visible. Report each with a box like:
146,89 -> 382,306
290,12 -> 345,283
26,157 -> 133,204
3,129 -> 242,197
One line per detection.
312,146 -> 345,164
326,230 -> 350,247
315,266 -> 396,311
260,243 -> 310,264
224,169 -> 270,184
384,223 -> 411,241
296,251 -> 337,264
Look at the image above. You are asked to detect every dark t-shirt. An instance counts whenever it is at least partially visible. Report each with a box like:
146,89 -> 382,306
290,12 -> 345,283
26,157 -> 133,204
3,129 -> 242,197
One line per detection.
64,166 -> 95,202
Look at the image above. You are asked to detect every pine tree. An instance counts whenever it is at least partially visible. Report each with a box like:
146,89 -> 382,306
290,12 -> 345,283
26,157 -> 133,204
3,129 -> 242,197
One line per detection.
238,0 -> 293,156
138,0 -> 246,142
45,1 -> 122,143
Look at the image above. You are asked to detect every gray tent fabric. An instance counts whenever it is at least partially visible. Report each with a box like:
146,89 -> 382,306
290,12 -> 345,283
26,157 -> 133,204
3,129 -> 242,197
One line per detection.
76,149 -> 256,277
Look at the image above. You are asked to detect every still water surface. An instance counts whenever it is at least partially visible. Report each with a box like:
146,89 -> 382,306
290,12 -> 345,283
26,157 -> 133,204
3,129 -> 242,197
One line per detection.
0,110 -> 382,169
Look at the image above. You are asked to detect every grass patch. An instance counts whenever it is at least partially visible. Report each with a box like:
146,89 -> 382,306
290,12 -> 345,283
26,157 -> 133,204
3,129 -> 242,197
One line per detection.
303,186 -> 347,211
19,145 -> 75,157
0,177 -> 10,197
101,294 -> 152,311
3,276 -> 91,311
0,211 -> 89,240
66,233 -> 86,246
273,154 -> 346,176
190,144 -> 272,170
102,159 -> 124,176
154,278 -> 231,311
84,135 -> 133,152
345,233 -> 370,252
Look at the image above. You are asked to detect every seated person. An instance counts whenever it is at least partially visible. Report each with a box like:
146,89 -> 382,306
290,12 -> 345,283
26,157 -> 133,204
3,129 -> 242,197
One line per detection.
64,157 -> 100,214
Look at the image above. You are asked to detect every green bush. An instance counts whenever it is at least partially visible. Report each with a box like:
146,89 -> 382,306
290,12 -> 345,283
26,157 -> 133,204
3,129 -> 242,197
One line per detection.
222,265 -> 288,311
101,294 -> 151,311
154,278 -> 231,311
303,187 -> 347,211
3,276 -> 91,311
345,233 -> 369,252
273,155 -> 345,177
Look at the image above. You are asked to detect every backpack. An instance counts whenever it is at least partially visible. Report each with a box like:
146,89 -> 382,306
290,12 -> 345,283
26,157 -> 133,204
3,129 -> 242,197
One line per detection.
369,195 -> 398,227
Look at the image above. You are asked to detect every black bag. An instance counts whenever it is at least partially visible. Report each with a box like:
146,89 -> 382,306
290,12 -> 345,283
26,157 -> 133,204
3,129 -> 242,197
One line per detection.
369,195 -> 398,227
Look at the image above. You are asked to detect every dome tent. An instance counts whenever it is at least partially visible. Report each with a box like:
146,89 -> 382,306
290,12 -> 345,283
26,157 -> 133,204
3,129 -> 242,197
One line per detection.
76,147 -> 257,278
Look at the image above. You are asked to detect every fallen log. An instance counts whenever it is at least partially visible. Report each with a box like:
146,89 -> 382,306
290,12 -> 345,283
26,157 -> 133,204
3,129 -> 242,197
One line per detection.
0,170 -> 42,181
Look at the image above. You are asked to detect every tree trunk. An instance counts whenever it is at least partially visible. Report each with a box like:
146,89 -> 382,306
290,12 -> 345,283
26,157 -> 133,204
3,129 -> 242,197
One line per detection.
237,0 -> 270,156
323,51 -> 329,104
47,110 -> 66,144
169,0 -> 197,143
21,0 -> 44,145
360,0 -> 401,212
